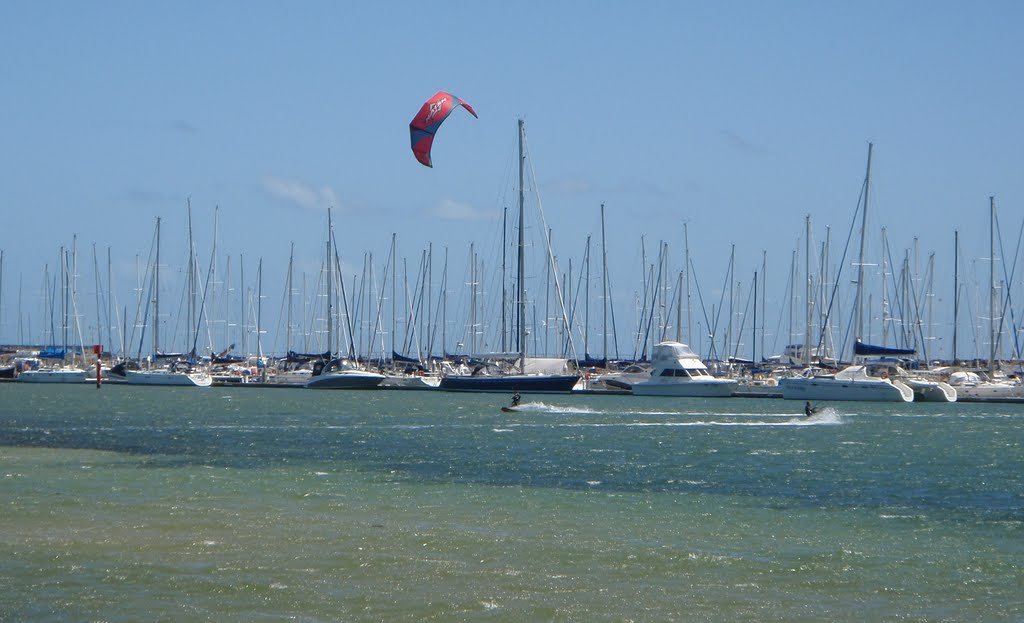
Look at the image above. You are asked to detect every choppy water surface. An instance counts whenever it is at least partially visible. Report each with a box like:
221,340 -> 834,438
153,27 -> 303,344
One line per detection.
1,384 -> 1021,621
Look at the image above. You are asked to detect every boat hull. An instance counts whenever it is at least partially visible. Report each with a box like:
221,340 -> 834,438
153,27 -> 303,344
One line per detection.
380,375 -> 441,390
631,379 -> 737,397
305,371 -> 385,389
906,379 -> 957,402
124,370 -> 213,387
439,374 -> 580,393
262,370 -> 314,386
953,382 -> 1024,402
779,377 -> 913,402
17,369 -> 87,383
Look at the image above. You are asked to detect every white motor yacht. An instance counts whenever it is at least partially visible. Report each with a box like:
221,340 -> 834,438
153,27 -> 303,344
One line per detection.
630,342 -> 737,397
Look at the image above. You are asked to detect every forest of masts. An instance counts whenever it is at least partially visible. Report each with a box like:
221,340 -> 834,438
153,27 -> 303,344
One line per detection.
1,197 -> 1022,370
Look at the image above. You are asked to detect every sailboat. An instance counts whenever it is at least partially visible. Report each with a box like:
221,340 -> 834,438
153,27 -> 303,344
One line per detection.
305,210 -> 386,390
944,197 -> 1023,402
18,247 -> 87,383
438,119 -> 579,394
122,216 -> 212,387
778,144 -> 912,402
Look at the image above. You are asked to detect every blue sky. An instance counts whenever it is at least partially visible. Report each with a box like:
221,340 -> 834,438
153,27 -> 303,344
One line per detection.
1,1 -> 1022,361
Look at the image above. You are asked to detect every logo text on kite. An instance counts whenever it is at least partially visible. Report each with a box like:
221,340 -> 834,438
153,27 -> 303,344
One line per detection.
425,97 -> 448,124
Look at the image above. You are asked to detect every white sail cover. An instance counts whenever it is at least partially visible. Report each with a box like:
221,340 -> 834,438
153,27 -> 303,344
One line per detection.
522,357 -> 569,375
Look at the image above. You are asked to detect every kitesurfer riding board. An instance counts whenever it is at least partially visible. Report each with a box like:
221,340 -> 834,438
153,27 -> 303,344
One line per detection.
502,391 -> 522,412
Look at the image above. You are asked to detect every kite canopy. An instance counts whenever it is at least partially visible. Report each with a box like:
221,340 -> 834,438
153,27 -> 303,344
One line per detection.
409,91 -> 477,167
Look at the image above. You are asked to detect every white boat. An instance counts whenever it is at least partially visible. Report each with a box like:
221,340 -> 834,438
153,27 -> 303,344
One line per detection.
263,368 -> 314,386
586,363 -> 652,392
124,367 -> 213,387
380,373 -> 441,390
733,375 -> 784,398
305,359 -> 385,390
17,365 -> 87,383
900,373 -> 957,402
779,364 -> 913,402
945,370 -> 1024,402
630,342 -> 738,397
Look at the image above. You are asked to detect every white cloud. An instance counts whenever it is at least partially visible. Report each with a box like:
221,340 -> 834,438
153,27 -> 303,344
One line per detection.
262,176 -> 338,211
430,198 -> 496,221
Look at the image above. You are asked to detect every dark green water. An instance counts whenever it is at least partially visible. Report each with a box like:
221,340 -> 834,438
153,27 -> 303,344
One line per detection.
1,384 -> 1022,621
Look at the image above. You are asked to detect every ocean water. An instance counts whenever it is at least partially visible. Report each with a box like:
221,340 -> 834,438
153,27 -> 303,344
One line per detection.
1,384 -> 1021,622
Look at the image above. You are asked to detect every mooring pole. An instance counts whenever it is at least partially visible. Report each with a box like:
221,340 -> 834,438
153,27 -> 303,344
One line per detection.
94,344 -> 102,388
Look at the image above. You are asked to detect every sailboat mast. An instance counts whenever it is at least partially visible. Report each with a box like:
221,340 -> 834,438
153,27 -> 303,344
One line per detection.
60,246 -> 67,355
684,222 -> 692,347
256,258 -> 263,361
990,196 -> 996,373
92,244 -> 101,351
154,218 -> 161,356
187,199 -> 195,354
585,235 -> 592,357
752,270 -> 758,363
470,243 -> 477,354
286,242 -> 294,355
501,207 -> 507,353
804,215 -> 812,366
601,203 -> 609,363
326,209 -> 333,359
760,250 -> 767,362
391,233 -> 397,361
881,227 -> 889,346
517,118 -> 527,373
952,230 -> 959,363
856,142 -> 873,342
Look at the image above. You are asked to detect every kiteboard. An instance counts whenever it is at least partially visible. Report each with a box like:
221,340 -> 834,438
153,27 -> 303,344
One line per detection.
501,406 -> 519,413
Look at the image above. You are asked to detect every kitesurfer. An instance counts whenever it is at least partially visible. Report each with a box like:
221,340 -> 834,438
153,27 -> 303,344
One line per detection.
804,401 -> 814,417
511,391 -> 521,408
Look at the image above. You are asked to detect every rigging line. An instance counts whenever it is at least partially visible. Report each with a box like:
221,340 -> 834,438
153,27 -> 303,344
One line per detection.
905,252 -> 930,361
132,226 -> 160,361
560,236 -> 592,361
523,128 -> 579,364
882,237 -> 910,350
329,225 -> 357,359
658,261 -> 685,345
191,218 -> 220,359
995,212 -> 1024,368
687,255 -> 714,361
770,250 -> 795,358
706,249 -> 735,361
638,244 -> 666,359
400,250 -> 426,357
733,273 -> 757,360
367,237 -> 395,364
816,177 -> 867,361
632,262 -> 653,360
403,254 -> 427,361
